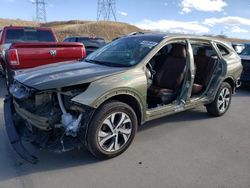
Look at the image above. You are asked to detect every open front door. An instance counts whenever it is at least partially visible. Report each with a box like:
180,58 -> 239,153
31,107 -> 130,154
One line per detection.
175,40 -> 195,111
146,39 -> 195,120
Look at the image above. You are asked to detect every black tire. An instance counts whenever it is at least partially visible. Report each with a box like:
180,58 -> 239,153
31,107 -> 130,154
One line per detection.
87,100 -> 138,159
206,82 -> 232,117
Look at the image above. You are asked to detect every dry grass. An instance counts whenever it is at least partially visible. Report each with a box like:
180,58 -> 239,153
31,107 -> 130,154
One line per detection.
0,18 -> 38,27
42,20 -> 142,41
1,18 -> 250,43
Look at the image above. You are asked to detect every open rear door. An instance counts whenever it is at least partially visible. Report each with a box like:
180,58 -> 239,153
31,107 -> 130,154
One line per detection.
204,42 -> 228,99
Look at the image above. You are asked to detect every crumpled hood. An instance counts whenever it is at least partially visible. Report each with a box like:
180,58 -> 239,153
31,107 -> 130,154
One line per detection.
14,61 -> 126,90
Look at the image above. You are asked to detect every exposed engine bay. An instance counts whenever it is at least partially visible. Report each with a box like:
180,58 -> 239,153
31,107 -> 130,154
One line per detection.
10,82 -> 94,153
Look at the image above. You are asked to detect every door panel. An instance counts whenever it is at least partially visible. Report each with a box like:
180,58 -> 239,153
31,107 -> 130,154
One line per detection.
177,40 -> 195,107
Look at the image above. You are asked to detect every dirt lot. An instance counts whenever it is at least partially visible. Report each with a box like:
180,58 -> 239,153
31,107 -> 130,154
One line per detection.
0,77 -> 250,188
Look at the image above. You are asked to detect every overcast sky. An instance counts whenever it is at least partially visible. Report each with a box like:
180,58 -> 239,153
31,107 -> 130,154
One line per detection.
1,0 -> 250,39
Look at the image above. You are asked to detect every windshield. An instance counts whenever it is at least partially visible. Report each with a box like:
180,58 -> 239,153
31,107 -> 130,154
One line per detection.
78,38 -> 106,48
85,36 -> 160,67
240,45 -> 250,56
5,28 -> 56,43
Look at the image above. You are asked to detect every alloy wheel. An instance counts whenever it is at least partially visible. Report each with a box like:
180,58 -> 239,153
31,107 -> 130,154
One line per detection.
98,112 -> 132,152
217,87 -> 231,113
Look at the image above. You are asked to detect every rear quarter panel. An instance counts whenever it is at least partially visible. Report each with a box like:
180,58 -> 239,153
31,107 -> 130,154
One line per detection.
224,51 -> 243,82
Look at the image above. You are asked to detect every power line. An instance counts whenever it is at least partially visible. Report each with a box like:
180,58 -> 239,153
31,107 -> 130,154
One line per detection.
33,0 -> 47,23
97,0 -> 117,21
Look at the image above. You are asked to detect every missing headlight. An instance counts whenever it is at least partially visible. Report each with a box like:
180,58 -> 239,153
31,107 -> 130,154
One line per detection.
9,81 -> 36,99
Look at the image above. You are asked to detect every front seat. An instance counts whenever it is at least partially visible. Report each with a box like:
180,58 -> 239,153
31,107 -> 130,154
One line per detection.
148,44 -> 187,104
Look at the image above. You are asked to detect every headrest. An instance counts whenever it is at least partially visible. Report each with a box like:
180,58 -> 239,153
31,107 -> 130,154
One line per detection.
196,48 -> 207,57
170,44 -> 187,58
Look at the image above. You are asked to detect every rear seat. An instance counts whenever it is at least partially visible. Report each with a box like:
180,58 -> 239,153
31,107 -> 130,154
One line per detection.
192,48 -> 216,94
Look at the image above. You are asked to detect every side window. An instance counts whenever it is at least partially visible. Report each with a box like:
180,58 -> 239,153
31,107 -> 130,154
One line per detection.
217,44 -> 230,56
191,42 -> 218,58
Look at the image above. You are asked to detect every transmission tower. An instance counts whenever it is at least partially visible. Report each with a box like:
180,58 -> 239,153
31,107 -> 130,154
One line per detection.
34,0 -> 47,23
97,0 -> 117,21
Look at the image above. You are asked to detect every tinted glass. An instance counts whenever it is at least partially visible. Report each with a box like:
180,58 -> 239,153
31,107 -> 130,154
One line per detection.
86,36 -> 161,67
77,38 -> 106,48
63,38 -> 70,42
240,45 -> 250,56
5,29 -> 56,43
217,44 -> 230,56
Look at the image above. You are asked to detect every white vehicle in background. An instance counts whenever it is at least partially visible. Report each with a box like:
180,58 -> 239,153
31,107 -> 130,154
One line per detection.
232,43 -> 245,54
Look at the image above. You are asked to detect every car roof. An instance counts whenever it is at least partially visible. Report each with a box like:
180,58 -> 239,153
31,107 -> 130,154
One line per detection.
65,36 -> 105,40
126,32 -> 225,40
123,32 -> 233,46
3,26 -> 52,30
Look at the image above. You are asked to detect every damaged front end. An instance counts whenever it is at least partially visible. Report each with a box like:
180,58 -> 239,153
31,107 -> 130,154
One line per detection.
5,81 -> 95,163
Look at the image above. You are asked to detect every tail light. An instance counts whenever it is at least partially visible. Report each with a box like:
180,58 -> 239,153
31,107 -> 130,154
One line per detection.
8,49 -> 19,66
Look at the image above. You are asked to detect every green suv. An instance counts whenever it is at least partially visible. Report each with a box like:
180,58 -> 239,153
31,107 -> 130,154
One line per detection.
4,33 -> 243,163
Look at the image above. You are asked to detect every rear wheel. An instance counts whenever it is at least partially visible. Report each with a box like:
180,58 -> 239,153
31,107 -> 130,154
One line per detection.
87,101 -> 138,159
206,82 -> 232,117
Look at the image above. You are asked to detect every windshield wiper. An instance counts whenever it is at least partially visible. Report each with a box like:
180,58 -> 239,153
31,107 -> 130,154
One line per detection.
85,59 -> 128,67
84,59 -> 99,64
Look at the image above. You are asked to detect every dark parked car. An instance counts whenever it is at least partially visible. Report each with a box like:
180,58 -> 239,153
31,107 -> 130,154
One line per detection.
232,43 -> 245,54
63,36 -> 106,56
240,43 -> 250,85
5,33 -> 242,163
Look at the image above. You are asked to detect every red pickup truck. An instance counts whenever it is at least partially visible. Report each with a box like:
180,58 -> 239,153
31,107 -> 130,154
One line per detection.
0,26 -> 86,85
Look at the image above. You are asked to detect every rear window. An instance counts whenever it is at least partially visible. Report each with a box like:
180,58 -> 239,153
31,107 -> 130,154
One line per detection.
5,28 -> 56,43
63,38 -> 75,42
77,38 -> 106,48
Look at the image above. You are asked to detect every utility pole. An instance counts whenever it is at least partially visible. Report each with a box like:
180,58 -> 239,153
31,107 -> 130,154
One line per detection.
34,0 -> 47,23
97,0 -> 117,21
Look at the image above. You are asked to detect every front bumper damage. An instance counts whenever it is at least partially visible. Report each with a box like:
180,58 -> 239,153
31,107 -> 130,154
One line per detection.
4,96 -> 38,164
4,94 -> 95,164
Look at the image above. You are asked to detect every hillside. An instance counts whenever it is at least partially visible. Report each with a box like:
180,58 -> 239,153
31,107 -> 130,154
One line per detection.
0,18 -> 142,41
1,18 -> 250,43
42,20 -> 142,41
0,18 -> 38,27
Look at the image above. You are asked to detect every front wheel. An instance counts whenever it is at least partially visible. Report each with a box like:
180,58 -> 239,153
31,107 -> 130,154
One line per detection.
87,101 -> 138,159
206,82 -> 232,117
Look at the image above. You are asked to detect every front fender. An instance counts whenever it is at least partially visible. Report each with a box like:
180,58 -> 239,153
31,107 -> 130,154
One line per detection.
71,68 -> 147,113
